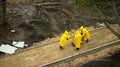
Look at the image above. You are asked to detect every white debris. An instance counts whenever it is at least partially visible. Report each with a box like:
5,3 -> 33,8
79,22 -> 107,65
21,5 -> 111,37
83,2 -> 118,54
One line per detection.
96,22 -> 106,28
12,41 -> 17,45
24,44 -> 28,47
0,44 -> 17,54
11,29 -> 16,32
99,23 -> 106,27
12,41 -> 26,48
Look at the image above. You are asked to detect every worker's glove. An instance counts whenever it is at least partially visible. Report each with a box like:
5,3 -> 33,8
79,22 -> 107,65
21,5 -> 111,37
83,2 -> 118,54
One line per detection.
81,33 -> 83,35
67,37 -> 70,40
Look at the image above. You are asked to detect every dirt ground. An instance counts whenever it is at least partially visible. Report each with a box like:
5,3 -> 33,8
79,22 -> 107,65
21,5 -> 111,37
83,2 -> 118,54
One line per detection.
55,44 -> 120,67
0,25 -> 119,67
81,49 -> 120,67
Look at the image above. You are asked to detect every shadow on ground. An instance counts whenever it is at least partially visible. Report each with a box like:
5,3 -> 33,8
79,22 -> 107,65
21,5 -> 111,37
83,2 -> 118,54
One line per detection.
79,50 -> 120,67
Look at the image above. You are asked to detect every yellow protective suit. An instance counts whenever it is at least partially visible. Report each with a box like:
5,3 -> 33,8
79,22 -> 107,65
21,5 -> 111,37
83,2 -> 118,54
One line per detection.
80,26 -> 90,41
59,30 -> 70,48
73,30 -> 82,49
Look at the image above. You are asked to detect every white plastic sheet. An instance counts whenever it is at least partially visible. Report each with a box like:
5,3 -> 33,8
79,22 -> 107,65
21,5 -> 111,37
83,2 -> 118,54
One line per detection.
12,41 -> 26,48
0,44 -> 17,54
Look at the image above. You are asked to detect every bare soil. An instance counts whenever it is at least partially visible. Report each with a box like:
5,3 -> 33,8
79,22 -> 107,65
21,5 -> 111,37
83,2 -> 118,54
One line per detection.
55,44 -> 120,67
81,49 -> 120,67
0,25 -> 119,67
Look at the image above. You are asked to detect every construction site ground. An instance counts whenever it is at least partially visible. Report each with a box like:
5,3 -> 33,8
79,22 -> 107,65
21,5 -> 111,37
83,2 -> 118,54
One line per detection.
0,24 -> 120,67
55,44 -> 120,67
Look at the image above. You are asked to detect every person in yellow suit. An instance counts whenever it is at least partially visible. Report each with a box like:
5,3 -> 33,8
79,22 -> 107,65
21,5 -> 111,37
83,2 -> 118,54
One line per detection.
59,30 -> 70,49
80,26 -> 90,43
72,30 -> 82,50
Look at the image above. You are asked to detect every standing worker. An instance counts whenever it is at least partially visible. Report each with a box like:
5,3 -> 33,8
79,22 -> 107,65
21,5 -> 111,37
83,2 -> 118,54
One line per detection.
72,30 -> 82,50
59,30 -> 70,49
80,26 -> 90,43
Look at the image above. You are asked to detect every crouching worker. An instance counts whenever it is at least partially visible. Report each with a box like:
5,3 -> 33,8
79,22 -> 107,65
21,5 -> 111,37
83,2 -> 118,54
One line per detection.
73,30 -> 82,50
80,26 -> 90,43
59,30 -> 70,49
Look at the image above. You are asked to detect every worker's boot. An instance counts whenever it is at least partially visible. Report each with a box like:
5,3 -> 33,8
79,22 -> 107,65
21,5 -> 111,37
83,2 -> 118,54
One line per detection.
76,48 -> 79,50
60,46 -> 63,49
86,39 -> 89,43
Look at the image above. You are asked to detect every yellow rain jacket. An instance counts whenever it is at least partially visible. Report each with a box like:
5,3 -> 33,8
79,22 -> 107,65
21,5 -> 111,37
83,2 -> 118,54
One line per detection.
73,30 -> 82,48
60,30 -> 70,48
80,26 -> 90,41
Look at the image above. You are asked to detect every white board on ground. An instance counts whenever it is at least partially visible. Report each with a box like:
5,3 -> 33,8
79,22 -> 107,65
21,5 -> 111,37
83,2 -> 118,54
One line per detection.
12,41 -> 25,48
0,44 -> 17,54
